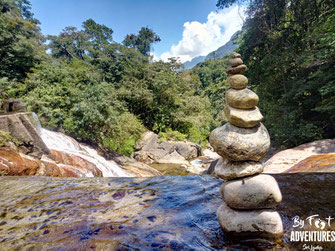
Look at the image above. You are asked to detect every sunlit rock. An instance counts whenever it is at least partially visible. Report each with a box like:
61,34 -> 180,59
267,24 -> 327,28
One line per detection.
224,105 -> 263,128
226,64 -> 247,75
210,123 -> 270,161
214,157 -> 263,180
226,88 -> 259,109
217,202 -> 283,242
220,174 -> 282,209
227,74 -> 248,89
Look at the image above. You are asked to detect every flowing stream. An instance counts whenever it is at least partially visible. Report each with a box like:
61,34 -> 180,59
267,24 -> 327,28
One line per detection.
1,173 -> 335,250
32,113 -> 127,177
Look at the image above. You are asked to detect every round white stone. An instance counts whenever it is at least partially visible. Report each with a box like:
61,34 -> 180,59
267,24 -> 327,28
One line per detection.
220,174 -> 282,209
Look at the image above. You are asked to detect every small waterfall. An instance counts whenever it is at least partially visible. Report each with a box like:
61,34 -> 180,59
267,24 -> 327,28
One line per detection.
39,128 -> 127,177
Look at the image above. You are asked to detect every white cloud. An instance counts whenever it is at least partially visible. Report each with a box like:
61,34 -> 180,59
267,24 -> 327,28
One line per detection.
150,51 -> 160,62
160,5 -> 245,63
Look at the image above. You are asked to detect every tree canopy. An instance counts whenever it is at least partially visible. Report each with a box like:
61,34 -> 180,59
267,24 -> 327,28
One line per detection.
0,0 -> 46,81
217,0 -> 335,147
123,27 -> 161,56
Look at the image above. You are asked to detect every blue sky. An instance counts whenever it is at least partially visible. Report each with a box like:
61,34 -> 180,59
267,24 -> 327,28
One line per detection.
30,0 -> 244,62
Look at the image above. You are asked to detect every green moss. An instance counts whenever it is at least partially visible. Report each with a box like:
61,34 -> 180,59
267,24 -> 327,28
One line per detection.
0,130 -> 21,147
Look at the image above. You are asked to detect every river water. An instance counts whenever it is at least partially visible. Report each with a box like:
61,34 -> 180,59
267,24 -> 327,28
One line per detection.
1,173 -> 334,250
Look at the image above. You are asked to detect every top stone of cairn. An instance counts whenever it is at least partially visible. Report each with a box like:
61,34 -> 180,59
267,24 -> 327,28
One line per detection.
226,53 -> 247,75
231,52 -> 241,58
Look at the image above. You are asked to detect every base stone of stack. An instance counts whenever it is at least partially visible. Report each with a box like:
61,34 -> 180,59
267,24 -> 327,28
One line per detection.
220,174 -> 282,209
224,105 -> 263,128
215,157 -> 263,180
217,202 -> 283,242
209,123 -> 270,161
226,89 -> 259,109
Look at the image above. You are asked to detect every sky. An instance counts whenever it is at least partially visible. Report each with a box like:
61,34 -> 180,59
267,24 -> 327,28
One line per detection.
29,0 -> 244,62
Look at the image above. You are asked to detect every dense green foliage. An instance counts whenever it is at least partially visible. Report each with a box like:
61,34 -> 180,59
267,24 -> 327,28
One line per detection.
1,0 -> 334,156
217,0 -> 335,147
190,57 -> 230,126
0,0 -> 46,81
123,27 -> 161,56
0,1 -> 213,155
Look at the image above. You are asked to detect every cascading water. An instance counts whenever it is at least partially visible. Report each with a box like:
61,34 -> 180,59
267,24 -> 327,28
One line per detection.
31,113 -> 127,177
40,129 -> 127,177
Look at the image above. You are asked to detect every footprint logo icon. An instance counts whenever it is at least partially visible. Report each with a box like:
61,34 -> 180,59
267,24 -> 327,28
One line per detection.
315,219 -> 326,230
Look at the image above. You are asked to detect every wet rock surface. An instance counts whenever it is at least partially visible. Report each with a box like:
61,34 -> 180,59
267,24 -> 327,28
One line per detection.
0,173 -> 334,250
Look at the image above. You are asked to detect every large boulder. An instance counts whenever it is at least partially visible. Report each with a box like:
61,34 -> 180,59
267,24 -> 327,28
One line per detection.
156,150 -> 189,165
285,153 -> 335,173
172,141 -> 199,159
0,112 -> 50,158
133,131 -> 202,165
135,131 -> 159,151
210,123 -> 270,161
264,139 -> 335,173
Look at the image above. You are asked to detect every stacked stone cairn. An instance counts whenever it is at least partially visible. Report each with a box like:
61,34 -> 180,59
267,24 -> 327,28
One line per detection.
209,52 -> 283,243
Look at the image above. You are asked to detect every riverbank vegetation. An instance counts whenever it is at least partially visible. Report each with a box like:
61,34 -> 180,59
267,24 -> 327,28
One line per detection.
0,0 -> 334,155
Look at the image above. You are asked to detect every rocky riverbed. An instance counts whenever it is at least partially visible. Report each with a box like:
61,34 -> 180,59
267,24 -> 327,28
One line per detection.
1,173 -> 335,250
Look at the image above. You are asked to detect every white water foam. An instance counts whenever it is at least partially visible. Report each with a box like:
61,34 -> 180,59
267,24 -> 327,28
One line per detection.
40,128 -> 127,177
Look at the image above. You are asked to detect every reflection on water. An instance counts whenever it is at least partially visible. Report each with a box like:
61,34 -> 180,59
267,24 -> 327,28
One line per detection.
0,173 -> 335,250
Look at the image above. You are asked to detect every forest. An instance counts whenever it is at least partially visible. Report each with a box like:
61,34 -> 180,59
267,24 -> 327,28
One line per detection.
0,0 -> 334,156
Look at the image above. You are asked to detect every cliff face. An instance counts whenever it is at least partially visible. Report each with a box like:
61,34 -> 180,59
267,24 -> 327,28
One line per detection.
0,112 -> 50,158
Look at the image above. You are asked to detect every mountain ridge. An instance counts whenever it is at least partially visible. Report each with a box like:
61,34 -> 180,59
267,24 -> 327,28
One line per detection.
183,32 -> 240,69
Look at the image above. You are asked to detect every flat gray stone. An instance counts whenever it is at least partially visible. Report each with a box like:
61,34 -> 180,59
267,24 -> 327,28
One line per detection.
226,88 -> 259,109
217,202 -> 283,242
209,123 -> 270,161
224,105 -> 263,128
215,157 -> 263,180
220,174 -> 282,209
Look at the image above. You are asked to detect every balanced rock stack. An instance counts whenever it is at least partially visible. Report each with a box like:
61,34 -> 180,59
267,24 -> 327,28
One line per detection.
209,52 -> 283,242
